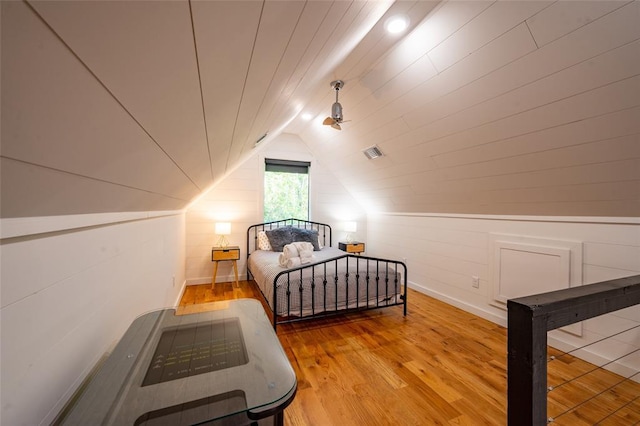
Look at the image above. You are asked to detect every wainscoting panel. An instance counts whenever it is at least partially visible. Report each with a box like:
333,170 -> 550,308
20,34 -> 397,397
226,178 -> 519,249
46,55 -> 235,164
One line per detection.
490,234 -> 583,336
492,241 -> 570,303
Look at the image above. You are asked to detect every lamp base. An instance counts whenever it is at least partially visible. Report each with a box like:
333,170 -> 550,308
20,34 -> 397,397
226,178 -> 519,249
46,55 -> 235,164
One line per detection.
216,235 -> 229,248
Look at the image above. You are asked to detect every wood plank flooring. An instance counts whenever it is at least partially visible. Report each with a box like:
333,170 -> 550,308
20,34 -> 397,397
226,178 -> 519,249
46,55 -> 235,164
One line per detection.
179,281 -> 640,425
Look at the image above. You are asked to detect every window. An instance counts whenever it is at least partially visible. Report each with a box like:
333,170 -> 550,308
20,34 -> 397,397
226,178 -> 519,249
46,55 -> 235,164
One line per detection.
264,159 -> 310,222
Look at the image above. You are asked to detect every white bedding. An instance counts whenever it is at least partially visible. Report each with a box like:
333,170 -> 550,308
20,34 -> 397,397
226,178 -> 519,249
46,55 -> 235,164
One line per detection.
248,247 -> 402,317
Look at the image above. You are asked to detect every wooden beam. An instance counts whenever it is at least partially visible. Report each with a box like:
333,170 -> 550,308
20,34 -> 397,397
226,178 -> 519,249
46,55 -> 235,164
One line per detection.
507,274 -> 640,426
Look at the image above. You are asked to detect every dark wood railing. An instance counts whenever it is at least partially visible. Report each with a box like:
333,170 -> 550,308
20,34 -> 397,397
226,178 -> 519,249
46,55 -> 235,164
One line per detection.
507,274 -> 640,425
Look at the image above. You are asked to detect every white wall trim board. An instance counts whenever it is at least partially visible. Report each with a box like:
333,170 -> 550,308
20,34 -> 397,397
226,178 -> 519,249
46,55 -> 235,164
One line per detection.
380,212 -> 640,225
186,278 -> 209,286
0,210 -> 185,239
173,279 -> 188,308
409,281 -> 507,328
186,273 -> 249,287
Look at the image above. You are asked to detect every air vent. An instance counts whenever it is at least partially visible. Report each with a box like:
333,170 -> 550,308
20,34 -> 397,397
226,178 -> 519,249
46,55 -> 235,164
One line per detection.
363,145 -> 383,160
254,132 -> 268,147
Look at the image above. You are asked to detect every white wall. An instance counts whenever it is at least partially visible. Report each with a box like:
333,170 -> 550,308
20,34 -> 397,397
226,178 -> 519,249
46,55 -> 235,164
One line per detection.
367,213 -> 640,376
185,133 -> 366,284
0,211 -> 186,426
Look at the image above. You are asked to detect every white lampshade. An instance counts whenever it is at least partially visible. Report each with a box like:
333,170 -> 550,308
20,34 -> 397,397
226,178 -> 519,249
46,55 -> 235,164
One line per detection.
215,222 -> 231,235
344,221 -> 357,233
344,221 -> 357,243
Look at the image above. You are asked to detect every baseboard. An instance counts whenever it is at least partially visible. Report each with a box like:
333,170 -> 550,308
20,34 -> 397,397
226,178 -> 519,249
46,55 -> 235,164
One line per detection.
408,281 -> 507,327
173,279 -> 188,307
186,274 -> 249,286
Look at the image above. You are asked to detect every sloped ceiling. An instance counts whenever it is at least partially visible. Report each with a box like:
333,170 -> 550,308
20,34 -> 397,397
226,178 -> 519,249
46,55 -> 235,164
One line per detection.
1,0 -> 638,219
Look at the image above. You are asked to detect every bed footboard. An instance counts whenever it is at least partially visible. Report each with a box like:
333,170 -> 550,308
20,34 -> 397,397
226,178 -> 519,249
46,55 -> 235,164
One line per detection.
271,254 -> 407,330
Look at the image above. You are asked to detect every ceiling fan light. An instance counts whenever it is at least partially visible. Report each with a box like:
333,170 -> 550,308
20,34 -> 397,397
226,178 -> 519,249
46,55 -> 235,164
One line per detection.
331,102 -> 343,120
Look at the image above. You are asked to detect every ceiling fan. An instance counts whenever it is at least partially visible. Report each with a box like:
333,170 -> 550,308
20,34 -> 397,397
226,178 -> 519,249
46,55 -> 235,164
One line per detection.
323,80 -> 347,130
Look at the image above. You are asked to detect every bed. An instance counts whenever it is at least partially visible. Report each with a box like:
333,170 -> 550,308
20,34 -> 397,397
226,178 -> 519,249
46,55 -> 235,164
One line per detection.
247,218 -> 407,329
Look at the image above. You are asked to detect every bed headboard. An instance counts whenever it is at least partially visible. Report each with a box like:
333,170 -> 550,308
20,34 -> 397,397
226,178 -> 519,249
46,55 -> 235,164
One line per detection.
246,218 -> 332,255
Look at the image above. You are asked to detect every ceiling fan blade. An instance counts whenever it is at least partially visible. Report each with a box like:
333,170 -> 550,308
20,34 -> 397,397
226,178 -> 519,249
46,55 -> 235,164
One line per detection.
323,117 -> 335,125
331,122 -> 342,130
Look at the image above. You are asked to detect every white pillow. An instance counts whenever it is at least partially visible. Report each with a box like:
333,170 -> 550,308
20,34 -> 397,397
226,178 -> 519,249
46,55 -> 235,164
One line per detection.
257,231 -> 273,251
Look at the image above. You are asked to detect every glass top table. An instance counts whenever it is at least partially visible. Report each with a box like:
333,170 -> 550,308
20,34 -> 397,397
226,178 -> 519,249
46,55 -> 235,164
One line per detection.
60,299 -> 297,425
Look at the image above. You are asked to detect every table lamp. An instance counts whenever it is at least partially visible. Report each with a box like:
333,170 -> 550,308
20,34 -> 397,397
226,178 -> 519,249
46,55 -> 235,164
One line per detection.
215,222 -> 231,247
344,221 -> 357,243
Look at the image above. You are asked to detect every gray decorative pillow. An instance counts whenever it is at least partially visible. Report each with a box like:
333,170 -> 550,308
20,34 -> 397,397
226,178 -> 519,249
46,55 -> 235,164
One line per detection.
290,228 -> 321,251
264,227 -> 293,252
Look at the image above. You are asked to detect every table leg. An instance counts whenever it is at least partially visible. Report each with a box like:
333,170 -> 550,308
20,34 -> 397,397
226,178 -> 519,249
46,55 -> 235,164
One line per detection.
232,260 -> 239,288
211,261 -> 219,289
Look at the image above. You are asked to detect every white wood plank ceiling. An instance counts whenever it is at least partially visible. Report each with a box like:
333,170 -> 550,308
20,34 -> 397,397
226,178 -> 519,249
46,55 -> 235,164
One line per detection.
1,0 -> 638,218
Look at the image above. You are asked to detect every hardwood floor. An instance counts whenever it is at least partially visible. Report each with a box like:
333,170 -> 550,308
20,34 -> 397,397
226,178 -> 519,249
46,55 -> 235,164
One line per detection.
179,281 -> 640,425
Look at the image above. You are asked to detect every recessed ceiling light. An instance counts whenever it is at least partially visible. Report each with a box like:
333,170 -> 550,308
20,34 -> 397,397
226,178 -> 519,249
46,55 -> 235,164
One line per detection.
385,15 -> 409,34
301,113 -> 313,121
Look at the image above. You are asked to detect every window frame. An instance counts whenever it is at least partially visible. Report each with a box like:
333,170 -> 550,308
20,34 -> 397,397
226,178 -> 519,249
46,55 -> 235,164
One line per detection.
263,158 -> 311,222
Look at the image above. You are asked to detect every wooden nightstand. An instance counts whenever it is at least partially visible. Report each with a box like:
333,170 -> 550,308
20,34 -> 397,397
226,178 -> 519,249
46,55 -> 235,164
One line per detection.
339,242 -> 365,254
211,246 -> 240,288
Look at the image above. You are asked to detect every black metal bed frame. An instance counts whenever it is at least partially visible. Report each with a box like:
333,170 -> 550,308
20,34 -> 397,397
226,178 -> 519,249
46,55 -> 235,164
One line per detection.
507,274 -> 640,425
247,219 -> 408,330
